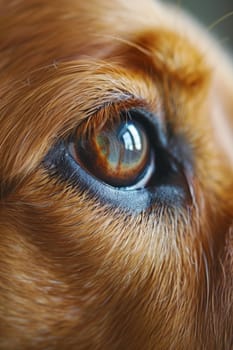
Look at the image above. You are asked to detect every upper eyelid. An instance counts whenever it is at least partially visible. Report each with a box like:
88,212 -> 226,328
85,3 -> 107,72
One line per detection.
37,61 -> 160,136
66,96 -> 155,139
19,59 -> 160,137
0,60 -> 160,187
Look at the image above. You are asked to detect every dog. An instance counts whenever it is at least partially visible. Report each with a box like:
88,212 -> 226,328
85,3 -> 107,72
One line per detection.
0,0 -> 232,349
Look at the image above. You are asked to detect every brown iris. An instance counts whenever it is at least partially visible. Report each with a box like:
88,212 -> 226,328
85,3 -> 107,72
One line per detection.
70,119 -> 152,188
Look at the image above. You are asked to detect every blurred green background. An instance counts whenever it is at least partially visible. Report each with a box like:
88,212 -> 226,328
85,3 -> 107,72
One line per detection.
164,0 -> 233,51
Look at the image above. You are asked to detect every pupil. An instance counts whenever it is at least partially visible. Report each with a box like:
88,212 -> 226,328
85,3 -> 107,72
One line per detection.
76,119 -> 152,188
96,121 -> 148,176
116,122 -> 146,169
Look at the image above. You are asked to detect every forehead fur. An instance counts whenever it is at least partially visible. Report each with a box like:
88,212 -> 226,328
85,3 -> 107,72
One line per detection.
0,0 -> 212,189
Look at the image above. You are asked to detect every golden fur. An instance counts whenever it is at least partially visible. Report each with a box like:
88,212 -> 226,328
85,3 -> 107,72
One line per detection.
0,0 -> 232,349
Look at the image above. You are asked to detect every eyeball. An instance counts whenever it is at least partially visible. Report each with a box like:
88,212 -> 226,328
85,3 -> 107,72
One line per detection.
69,119 -> 155,188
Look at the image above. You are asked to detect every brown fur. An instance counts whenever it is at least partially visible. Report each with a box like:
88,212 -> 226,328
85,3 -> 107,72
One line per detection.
0,0 -> 232,349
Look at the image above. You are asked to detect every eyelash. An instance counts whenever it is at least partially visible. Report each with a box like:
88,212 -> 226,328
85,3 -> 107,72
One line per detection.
44,107 -> 192,213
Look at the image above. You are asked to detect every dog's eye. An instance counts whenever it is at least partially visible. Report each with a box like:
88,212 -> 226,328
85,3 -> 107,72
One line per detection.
69,119 -> 154,189
44,108 -> 192,212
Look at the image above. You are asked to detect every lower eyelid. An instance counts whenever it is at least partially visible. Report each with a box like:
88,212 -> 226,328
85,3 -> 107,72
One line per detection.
62,149 -> 190,212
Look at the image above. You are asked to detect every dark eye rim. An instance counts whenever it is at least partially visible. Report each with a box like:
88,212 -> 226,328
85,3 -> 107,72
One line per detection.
44,141 -> 190,213
44,108 -> 192,213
